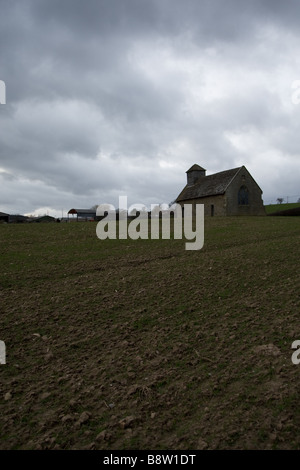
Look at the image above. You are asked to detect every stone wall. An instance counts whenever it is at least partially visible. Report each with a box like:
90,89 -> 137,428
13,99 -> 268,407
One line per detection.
177,194 -> 226,217
225,166 -> 266,216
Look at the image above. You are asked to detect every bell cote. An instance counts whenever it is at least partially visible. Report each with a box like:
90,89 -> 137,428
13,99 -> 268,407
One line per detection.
186,164 -> 206,185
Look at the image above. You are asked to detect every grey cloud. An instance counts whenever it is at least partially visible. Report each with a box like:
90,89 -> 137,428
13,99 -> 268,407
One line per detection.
0,170 -> 17,182
0,0 -> 300,215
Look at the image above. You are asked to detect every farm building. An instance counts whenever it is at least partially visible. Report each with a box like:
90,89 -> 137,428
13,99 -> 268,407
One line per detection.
176,164 -> 265,216
9,214 -> 29,223
68,208 -> 132,221
68,208 -> 96,221
0,212 -> 9,223
0,213 -> 30,223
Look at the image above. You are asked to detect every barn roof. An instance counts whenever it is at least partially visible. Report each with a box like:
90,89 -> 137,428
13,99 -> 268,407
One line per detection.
68,208 -> 96,215
177,167 -> 242,202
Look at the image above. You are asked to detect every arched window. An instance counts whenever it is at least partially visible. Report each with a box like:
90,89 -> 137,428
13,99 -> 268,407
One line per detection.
238,185 -> 249,205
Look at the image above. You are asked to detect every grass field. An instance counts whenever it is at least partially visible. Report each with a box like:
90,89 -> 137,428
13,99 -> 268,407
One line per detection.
265,202 -> 300,214
0,216 -> 300,450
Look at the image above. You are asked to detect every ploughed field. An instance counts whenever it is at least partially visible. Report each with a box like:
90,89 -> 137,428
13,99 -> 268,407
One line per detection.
0,216 -> 300,450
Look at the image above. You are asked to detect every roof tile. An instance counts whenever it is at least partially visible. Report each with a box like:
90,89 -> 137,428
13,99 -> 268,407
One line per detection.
177,167 -> 242,201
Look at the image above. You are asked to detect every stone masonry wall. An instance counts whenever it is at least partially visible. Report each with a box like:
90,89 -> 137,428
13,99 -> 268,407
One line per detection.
177,194 -> 226,217
225,166 -> 266,216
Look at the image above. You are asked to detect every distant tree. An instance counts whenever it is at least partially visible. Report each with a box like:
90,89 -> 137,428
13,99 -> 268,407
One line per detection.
277,198 -> 284,204
298,198 -> 300,203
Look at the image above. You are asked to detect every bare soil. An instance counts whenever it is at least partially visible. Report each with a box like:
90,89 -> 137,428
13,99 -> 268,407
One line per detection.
0,217 -> 300,449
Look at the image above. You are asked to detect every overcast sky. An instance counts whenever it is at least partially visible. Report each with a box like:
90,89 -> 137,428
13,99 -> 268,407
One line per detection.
1,0 -> 300,217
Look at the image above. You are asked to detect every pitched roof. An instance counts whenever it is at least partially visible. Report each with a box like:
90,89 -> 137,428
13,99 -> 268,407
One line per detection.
177,167 -> 242,202
68,208 -> 96,215
186,164 -> 206,172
